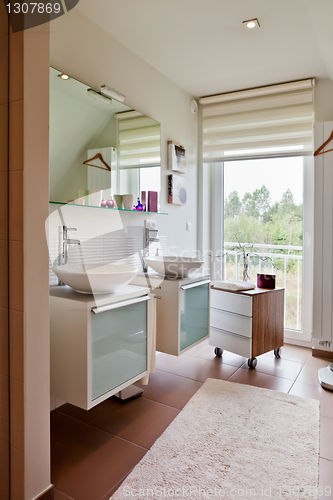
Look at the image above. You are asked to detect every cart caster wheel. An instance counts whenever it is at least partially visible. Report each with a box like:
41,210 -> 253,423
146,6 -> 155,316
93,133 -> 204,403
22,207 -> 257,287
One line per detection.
214,347 -> 223,357
248,358 -> 257,369
274,348 -> 282,358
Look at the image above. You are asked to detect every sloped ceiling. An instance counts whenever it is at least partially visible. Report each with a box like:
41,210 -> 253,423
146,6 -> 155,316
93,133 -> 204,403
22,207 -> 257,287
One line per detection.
76,0 -> 333,97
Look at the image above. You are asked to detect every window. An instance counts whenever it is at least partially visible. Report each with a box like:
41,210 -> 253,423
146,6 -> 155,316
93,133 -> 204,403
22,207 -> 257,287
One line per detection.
204,156 -> 313,342
224,157 -> 303,331
201,80 -> 314,342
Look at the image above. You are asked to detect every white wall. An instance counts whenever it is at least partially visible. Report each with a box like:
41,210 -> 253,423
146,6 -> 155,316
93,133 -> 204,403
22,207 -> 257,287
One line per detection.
312,80 -> 333,351
314,78 -> 333,123
24,25 -> 51,499
50,9 -> 198,256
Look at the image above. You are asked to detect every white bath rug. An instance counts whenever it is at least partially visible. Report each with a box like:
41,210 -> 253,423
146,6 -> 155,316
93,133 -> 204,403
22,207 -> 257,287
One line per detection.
111,379 -> 320,499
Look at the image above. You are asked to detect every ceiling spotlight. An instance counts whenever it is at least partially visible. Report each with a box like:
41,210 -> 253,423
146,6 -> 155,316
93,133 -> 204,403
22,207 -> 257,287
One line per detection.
58,73 -> 71,80
101,85 -> 126,102
243,18 -> 260,30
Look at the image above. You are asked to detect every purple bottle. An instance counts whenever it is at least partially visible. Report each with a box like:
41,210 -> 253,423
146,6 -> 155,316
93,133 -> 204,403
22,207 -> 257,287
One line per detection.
134,198 -> 145,211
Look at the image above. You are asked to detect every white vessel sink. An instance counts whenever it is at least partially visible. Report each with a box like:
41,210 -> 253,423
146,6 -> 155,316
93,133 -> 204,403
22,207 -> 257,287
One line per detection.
145,256 -> 204,278
53,263 -> 138,294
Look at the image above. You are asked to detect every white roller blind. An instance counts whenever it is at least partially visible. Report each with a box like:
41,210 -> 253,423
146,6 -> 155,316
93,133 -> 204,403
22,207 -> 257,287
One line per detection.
116,110 -> 161,169
200,79 -> 315,162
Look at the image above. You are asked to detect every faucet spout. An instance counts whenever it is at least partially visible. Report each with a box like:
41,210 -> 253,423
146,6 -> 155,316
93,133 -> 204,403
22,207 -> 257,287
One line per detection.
143,224 -> 159,273
58,226 -> 81,284
66,239 -> 81,245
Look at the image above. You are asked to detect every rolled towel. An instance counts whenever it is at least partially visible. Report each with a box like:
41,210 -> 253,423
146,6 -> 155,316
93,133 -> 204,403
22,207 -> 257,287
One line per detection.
211,279 -> 256,291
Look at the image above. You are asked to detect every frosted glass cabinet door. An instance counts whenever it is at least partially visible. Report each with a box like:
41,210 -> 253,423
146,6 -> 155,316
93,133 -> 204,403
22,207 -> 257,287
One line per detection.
91,300 -> 147,401
180,283 -> 209,351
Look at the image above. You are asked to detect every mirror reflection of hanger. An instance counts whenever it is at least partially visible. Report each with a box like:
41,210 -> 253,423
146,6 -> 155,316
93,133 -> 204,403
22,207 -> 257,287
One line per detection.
314,131 -> 333,157
83,153 -> 111,171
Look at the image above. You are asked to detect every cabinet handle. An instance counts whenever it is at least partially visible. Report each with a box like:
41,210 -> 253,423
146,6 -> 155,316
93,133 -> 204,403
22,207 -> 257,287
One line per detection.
180,279 -> 211,291
92,295 -> 150,314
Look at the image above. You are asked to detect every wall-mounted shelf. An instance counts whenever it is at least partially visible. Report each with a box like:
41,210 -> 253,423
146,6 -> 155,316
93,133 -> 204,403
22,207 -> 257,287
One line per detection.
49,201 -> 168,215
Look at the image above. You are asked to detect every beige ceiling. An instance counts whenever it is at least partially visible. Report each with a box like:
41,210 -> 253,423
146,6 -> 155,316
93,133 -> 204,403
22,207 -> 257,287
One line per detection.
76,0 -> 333,98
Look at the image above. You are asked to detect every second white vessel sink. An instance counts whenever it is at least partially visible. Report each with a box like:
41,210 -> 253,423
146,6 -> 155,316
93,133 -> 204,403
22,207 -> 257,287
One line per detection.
145,256 -> 204,278
53,263 -> 138,294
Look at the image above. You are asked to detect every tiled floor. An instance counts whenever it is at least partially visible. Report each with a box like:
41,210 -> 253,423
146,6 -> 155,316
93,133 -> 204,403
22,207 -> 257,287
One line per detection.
51,342 -> 333,500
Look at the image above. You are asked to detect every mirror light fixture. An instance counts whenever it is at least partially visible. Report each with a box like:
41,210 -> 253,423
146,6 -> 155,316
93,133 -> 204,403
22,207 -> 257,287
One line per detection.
58,73 -> 71,80
87,88 -> 113,105
101,85 -> 126,102
243,18 -> 260,30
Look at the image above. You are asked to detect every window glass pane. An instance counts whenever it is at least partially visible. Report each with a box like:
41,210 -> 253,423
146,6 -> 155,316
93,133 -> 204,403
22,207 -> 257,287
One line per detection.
224,157 -> 303,331
140,166 -> 161,193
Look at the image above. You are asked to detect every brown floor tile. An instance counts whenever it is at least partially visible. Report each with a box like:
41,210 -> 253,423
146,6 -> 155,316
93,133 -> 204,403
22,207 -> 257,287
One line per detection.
289,382 -> 333,419
10,377 -> 24,451
262,344 -> 312,364
319,458 -> 333,497
227,367 -> 293,393
155,351 -> 191,372
0,171 -> 8,239
296,357 -> 330,386
9,170 -> 23,241
101,475 -> 129,500
9,99 -> 23,171
139,371 -> 202,409
194,345 -> 247,367
0,307 -> 8,377
9,309 -> 23,382
51,426 -> 146,500
169,355 -> 238,383
184,338 -> 210,356
136,369 -> 165,387
51,410 -> 86,448
0,38 -> 9,107
51,341 -> 324,497
9,32 -> 23,103
10,445 -> 24,499
250,355 -> 303,380
54,489 -> 75,500
320,417 -> 333,462
90,396 -> 179,449
0,240 -> 8,309
57,398 -> 120,425
9,240 -> 23,312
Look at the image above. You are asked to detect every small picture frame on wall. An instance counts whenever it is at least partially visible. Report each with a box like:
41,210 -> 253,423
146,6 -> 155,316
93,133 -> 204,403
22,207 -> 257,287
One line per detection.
167,141 -> 186,173
168,174 -> 187,205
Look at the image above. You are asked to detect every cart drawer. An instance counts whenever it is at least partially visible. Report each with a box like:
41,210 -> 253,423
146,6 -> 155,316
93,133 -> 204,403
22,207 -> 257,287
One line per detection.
209,327 -> 252,358
210,289 -> 252,317
210,308 -> 252,338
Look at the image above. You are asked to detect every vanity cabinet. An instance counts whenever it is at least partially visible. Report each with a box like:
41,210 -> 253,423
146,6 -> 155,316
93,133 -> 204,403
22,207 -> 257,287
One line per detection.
133,275 -> 210,356
209,286 -> 284,367
50,285 -> 150,410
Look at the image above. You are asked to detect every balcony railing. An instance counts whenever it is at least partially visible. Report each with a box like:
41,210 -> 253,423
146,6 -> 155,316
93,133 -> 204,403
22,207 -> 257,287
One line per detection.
223,242 -> 303,331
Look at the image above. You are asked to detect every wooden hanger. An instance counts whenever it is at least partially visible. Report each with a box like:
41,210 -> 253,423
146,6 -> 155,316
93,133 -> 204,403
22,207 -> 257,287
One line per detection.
314,131 -> 333,156
83,153 -> 111,171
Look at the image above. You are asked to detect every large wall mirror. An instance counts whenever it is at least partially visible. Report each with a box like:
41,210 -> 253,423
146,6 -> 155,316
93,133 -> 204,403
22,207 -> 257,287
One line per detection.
49,67 -> 161,210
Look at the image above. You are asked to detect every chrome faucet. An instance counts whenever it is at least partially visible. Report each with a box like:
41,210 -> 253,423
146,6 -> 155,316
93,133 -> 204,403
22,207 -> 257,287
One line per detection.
61,226 -> 81,265
57,226 -> 81,285
142,222 -> 159,273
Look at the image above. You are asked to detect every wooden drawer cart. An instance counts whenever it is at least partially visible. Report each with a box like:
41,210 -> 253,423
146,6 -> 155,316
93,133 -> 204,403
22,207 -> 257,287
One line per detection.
210,286 -> 284,368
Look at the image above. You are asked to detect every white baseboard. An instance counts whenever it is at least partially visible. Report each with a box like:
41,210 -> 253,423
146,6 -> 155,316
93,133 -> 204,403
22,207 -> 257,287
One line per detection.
284,338 -> 313,348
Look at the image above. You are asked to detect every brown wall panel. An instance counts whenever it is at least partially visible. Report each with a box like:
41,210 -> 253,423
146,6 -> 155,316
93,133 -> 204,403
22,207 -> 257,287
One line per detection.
0,1 -> 10,498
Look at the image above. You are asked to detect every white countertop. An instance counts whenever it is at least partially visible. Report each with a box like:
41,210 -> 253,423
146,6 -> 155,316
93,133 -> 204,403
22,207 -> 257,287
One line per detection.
132,273 -> 211,288
49,284 -> 150,306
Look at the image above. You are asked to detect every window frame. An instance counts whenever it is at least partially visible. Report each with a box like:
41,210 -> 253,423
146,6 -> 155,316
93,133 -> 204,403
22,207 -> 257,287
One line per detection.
209,155 -> 314,343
